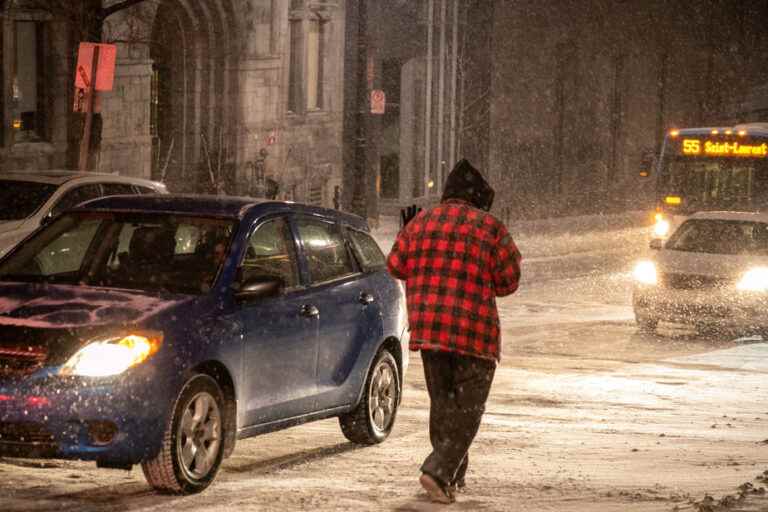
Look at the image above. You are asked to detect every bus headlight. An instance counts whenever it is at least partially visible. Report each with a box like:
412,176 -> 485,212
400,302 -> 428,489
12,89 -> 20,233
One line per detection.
633,260 -> 658,286
60,332 -> 163,377
653,215 -> 671,238
737,267 -> 768,292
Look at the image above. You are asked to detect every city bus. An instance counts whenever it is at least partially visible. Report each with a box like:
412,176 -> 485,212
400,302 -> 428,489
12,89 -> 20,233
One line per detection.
651,122 -> 768,237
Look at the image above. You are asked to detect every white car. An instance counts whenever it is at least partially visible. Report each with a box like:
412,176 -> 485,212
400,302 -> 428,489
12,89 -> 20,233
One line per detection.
0,171 -> 167,257
633,211 -> 768,334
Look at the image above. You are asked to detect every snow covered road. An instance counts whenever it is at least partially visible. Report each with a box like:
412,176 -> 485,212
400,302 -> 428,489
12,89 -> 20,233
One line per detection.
4,212 -> 768,511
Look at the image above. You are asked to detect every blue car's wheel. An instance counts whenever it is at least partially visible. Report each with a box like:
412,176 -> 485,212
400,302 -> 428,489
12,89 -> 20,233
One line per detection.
141,374 -> 225,494
339,349 -> 400,445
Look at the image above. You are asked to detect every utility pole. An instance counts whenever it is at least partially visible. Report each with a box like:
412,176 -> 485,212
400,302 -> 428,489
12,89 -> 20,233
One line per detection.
352,0 -> 369,218
345,0 -> 379,223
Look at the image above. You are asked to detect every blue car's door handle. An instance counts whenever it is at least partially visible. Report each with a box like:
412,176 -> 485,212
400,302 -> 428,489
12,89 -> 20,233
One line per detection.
359,293 -> 375,305
300,304 -> 320,317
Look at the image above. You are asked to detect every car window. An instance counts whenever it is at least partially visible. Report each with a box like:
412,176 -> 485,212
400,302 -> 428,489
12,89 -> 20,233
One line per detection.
102,183 -> 137,196
175,225 -> 204,255
49,184 -> 102,217
136,185 -> 158,194
667,219 -> 768,255
347,229 -> 386,271
0,180 -> 57,220
241,217 -> 299,288
296,218 -> 356,283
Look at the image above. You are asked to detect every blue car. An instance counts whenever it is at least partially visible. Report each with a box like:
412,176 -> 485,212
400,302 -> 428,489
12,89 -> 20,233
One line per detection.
0,195 -> 408,493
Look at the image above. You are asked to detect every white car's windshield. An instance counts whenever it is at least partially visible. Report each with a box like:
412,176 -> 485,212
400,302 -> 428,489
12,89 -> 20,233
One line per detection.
0,180 -> 57,221
666,219 -> 768,255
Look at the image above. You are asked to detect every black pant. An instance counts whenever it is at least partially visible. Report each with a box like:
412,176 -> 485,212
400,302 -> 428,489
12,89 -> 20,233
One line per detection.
420,349 -> 496,487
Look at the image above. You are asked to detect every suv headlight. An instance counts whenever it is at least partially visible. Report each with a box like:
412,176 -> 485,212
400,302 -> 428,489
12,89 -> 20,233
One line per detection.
653,213 -> 670,238
737,267 -> 768,292
60,331 -> 163,377
633,260 -> 657,285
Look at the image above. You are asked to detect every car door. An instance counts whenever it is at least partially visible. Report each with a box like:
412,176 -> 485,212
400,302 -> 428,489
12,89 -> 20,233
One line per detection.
346,227 -> 389,336
293,216 -> 374,410
238,216 -> 320,427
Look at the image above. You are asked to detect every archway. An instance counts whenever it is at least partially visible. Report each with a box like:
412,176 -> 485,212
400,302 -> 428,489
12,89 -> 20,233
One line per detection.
150,0 -> 241,193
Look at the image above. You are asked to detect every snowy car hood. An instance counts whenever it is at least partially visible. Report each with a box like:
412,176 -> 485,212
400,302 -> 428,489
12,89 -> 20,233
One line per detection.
656,249 -> 768,278
0,282 -> 189,329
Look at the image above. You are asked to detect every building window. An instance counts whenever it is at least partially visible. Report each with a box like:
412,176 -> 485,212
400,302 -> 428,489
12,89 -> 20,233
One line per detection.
288,9 -> 329,114
306,18 -> 324,110
288,20 -> 303,113
12,21 -> 47,143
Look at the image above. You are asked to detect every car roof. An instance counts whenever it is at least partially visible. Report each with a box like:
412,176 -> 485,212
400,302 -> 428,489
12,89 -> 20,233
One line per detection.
76,194 -> 370,230
687,210 -> 768,223
0,170 -> 165,188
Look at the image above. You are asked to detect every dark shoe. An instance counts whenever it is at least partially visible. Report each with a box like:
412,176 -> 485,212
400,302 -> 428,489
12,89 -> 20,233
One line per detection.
420,473 -> 456,504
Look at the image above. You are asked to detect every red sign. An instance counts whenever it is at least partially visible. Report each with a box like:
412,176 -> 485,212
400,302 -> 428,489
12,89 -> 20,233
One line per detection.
73,88 -> 86,112
371,89 -> 386,115
74,88 -> 102,113
75,43 -> 117,92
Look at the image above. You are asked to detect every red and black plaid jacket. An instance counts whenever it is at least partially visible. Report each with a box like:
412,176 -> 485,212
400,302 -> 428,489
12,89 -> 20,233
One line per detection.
387,200 -> 522,361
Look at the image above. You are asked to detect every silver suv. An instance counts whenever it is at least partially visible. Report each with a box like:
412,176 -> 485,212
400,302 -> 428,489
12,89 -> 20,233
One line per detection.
0,170 -> 167,257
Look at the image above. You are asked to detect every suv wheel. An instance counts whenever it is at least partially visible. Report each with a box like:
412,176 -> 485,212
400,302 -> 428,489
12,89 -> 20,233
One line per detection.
142,374 -> 225,494
339,349 -> 400,445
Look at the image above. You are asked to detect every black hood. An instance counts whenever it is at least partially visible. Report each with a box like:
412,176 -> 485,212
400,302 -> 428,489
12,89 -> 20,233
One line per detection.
440,159 -> 495,211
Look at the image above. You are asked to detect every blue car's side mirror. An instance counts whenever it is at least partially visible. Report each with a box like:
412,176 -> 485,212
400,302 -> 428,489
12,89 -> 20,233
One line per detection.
235,275 -> 284,302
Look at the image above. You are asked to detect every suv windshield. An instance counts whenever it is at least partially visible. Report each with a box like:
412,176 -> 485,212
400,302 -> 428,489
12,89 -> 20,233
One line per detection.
0,212 -> 236,295
666,219 -> 768,255
0,180 -> 57,221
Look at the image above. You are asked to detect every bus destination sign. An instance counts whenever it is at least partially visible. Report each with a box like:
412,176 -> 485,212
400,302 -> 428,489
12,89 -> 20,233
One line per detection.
681,138 -> 768,158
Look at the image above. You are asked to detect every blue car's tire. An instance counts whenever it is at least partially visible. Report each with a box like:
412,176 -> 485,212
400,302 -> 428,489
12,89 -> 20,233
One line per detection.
141,374 -> 225,494
339,349 -> 400,445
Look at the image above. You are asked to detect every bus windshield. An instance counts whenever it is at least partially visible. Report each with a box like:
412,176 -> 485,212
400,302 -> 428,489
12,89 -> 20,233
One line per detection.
659,134 -> 768,213
661,156 -> 768,211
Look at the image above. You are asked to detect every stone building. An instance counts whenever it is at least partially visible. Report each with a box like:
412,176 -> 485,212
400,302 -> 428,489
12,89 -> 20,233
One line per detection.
0,0 -> 347,207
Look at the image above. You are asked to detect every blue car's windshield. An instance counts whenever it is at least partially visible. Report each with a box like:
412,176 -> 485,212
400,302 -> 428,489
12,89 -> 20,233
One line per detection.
0,212 -> 236,295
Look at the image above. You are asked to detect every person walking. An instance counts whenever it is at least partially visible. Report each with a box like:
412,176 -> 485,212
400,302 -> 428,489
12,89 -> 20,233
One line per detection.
387,159 -> 522,504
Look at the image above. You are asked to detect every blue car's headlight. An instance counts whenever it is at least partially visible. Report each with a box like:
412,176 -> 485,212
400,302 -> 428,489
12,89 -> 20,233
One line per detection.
60,331 -> 164,377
